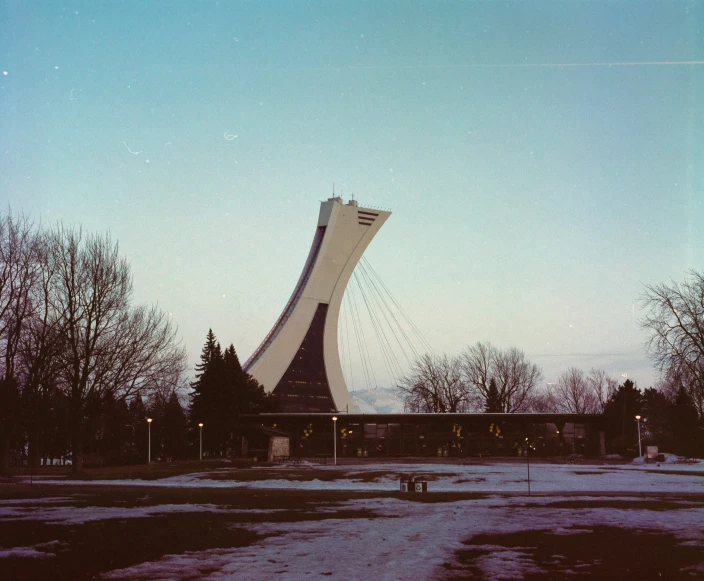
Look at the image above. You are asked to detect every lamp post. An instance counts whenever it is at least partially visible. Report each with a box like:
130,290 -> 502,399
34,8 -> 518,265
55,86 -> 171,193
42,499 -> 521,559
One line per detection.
198,423 -> 204,460
332,416 -> 338,465
146,418 -> 153,464
525,437 -> 531,497
635,415 -> 642,457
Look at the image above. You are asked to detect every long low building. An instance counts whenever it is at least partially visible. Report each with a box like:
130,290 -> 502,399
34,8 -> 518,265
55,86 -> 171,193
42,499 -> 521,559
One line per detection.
239,413 -> 607,459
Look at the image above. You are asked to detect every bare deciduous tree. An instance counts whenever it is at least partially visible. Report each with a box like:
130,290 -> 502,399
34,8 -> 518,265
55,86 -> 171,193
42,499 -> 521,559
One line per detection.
51,227 -> 132,472
50,226 -> 186,472
397,353 -> 470,413
18,230 -> 66,467
460,342 -> 543,412
95,305 -> 186,401
641,271 -> 704,418
0,211 -> 40,475
586,368 -> 617,413
459,341 -> 494,410
0,211 -> 39,380
493,347 -> 543,412
547,367 -> 600,414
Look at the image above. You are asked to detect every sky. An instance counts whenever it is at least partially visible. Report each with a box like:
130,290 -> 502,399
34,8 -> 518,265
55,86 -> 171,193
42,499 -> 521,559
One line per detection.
1,1 -> 702,392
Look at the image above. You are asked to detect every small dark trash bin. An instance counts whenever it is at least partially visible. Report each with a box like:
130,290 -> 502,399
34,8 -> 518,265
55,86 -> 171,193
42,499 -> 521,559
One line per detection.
400,477 -> 427,493
413,481 -> 428,493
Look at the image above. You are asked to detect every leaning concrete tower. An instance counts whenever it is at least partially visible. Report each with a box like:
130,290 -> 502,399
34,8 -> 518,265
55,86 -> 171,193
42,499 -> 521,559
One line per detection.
243,197 -> 391,413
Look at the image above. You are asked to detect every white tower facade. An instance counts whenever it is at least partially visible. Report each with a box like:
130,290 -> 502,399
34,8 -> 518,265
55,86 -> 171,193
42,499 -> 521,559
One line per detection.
243,197 -> 391,413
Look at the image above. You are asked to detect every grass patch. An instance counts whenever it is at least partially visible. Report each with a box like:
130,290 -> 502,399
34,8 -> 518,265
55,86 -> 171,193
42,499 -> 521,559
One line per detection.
0,486 -> 395,581
199,468 -> 349,482
0,512 -> 265,580
69,460 -> 244,481
6,459 -> 256,482
448,525 -> 704,580
4,482 -> 703,579
519,499 -> 698,511
453,477 -> 487,484
0,484 -> 394,510
642,469 -> 704,477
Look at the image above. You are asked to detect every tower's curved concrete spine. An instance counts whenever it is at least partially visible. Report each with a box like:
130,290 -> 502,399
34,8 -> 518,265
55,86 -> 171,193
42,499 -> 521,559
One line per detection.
243,197 -> 391,413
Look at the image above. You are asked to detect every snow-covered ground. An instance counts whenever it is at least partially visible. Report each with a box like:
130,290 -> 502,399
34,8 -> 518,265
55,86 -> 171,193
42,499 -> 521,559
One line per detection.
3,493 -> 702,580
17,458 -> 703,495
2,460 -> 703,580
98,495 -> 704,581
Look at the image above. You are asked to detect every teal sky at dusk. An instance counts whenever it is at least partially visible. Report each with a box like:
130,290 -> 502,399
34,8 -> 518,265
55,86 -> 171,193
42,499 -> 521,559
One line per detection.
2,1 -> 703,390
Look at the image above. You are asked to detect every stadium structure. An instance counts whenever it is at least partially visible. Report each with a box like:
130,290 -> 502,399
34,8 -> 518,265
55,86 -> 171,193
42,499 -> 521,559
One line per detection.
239,197 -> 606,460
243,196 -> 390,413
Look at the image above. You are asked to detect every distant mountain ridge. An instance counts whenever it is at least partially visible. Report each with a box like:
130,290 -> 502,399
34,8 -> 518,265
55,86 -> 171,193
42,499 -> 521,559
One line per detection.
349,386 -> 405,414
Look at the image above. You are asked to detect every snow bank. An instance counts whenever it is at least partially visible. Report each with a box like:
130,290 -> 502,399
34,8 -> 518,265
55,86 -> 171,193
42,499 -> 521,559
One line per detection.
630,453 -> 702,466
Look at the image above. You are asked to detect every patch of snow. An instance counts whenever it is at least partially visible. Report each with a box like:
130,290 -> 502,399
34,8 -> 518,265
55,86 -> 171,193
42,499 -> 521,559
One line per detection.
100,495 -> 704,581
0,543 -> 57,559
350,386 -> 406,414
3,464 -> 704,580
0,497 -> 72,505
18,460 -> 704,494
472,546 -> 545,579
631,453 -> 701,466
0,503 -> 226,524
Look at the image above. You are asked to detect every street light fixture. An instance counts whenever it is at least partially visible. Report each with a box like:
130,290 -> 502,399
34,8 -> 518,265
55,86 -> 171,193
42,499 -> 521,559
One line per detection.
146,418 -> 153,464
198,423 -> 204,460
332,416 -> 338,465
525,437 -> 531,497
635,415 -> 642,457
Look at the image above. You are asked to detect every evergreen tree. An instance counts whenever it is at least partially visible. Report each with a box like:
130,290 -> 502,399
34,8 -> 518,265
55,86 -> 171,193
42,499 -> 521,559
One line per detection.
640,387 -> 671,445
189,330 -> 227,456
485,378 -> 502,413
162,391 -> 188,460
44,388 -> 71,465
244,375 -> 278,414
189,330 -> 221,426
128,396 -> 148,463
223,343 -> 244,416
93,393 -> 132,465
603,379 -> 642,456
669,385 -> 699,457
189,332 -> 278,458
0,378 -> 21,473
222,342 -> 277,414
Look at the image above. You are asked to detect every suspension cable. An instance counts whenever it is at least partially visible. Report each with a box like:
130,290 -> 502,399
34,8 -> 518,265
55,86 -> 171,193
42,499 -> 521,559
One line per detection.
346,278 -> 375,390
361,257 -> 436,355
354,263 -> 408,379
357,260 -> 417,365
352,269 -> 403,387
339,257 -> 434,391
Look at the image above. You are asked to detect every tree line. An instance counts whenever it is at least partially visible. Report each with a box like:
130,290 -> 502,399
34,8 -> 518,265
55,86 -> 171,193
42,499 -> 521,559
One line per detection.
0,211 -> 278,473
0,211 -> 186,474
398,269 -> 704,456
189,329 -> 277,457
397,343 -> 611,414
397,343 -> 543,414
